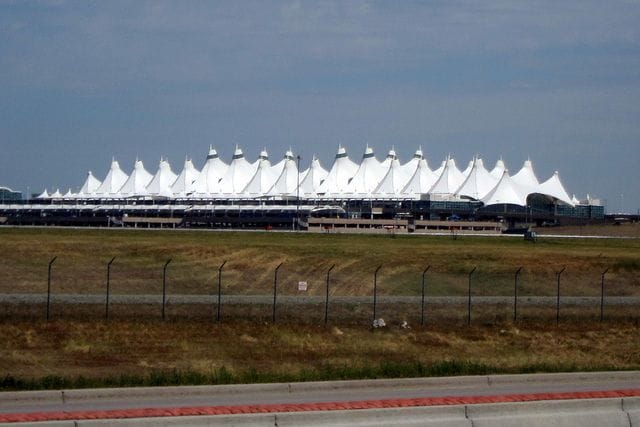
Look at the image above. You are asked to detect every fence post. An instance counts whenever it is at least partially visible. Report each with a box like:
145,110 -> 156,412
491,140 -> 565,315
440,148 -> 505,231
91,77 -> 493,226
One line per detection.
556,267 -> 566,326
514,266 -> 523,322
46,256 -> 57,322
372,265 -> 382,323
325,264 -> 335,325
216,260 -> 227,322
600,268 -> 609,322
421,266 -> 430,326
162,258 -> 172,321
467,267 -> 476,326
272,262 -> 283,323
105,257 -> 116,321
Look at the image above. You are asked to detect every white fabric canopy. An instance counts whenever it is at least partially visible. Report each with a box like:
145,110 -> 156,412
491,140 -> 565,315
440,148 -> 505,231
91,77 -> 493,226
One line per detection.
317,146 -> 359,195
95,160 -> 129,197
146,159 -> 177,197
481,170 -> 526,206
455,158 -> 498,201
119,160 -> 153,196
192,147 -> 228,195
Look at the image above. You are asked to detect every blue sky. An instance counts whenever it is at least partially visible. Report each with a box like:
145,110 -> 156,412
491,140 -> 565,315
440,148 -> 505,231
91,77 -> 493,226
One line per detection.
1,1 -> 639,212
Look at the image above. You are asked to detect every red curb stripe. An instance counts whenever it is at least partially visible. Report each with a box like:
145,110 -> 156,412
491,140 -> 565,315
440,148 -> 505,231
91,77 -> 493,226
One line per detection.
1,388 -> 639,423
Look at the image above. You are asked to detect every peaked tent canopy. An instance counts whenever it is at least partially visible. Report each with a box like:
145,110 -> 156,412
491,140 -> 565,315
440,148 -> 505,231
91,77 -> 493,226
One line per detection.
298,156 -> 328,197
171,159 -> 200,197
218,147 -> 256,194
192,147 -> 228,195
269,150 -> 299,195
428,158 -> 465,195
119,160 -> 153,197
317,146 -> 359,195
490,159 -> 506,180
343,146 -> 386,194
373,155 -> 411,196
146,159 -> 178,198
78,171 -> 102,197
511,159 -> 540,201
243,150 -> 278,195
400,147 -> 428,178
537,171 -> 575,206
455,158 -> 498,201
481,170 -> 526,206
401,157 -> 439,196
95,160 -> 129,197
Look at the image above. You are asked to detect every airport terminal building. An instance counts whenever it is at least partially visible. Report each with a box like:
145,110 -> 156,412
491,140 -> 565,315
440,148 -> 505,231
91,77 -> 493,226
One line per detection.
0,146 -> 604,231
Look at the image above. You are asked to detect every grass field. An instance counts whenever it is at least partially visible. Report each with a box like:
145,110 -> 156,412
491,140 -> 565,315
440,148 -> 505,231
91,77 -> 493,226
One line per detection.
0,227 -> 638,390
1,227 -> 638,297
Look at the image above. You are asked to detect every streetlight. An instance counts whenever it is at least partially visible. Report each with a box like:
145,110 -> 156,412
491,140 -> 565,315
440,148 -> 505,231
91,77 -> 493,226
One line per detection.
296,155 -> 301,231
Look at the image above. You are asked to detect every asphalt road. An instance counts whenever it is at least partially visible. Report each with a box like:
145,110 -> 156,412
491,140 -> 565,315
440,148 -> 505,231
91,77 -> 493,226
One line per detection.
2,372 -> 639,415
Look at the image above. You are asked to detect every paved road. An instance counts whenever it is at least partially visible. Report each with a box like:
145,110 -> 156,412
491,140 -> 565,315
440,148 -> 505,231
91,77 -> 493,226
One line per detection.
2,372 -> 639,415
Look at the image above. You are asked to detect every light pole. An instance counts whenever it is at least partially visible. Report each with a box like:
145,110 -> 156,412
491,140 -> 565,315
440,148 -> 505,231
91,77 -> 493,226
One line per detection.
296,155 -> 301,231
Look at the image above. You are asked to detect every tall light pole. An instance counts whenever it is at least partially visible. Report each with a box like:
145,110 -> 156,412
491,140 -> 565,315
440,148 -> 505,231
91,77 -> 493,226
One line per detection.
296,155 -> 301,231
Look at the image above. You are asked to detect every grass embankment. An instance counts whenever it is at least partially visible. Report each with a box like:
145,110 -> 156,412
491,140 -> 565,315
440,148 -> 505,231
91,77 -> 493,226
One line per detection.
0,228 -> 638,391
0,227 -> 638,297
1,320 -> 639,391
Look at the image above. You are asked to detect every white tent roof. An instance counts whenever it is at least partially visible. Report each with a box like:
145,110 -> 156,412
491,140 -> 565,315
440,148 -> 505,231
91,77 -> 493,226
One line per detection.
218,147 -> 256,194
268,149 -> 294,178
171,158 -> 200,196
78,171 -> 102,197
62,188 -> 75,198
537,171 -> 574,206
269,151 -> 299,195
298,156 -> 328,197
511,159 -> 540,201
373,155 -> 410,195
490,159 -> 506,180
50,188 -> 62,199
455,158 -> 498,200
146,159 -> 178,197
95,160 -> 129,197
317,146 -> 359,194
192,147 -> 228,195
343,146 -> 386,194
36,189 -> 49,199
400,148 -> 428,178
242,152 -> 278,195
119,160 -> 153,197
428,158 -> 465,195
433,160 -> 446,177
481,170 -> 526,206
461,160 -> 474,177
401,157 -> 439,195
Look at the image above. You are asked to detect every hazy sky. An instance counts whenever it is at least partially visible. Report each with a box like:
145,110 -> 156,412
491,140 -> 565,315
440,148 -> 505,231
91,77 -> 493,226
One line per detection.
1,1 -> 639,212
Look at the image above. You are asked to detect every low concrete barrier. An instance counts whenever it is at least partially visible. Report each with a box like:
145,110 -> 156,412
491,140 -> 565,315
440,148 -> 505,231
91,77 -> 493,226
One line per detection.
12,397 -> 634,427
468,398 -> 629,427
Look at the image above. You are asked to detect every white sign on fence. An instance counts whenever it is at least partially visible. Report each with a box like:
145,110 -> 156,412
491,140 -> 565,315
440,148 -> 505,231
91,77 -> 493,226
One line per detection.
298,281 -> 308,291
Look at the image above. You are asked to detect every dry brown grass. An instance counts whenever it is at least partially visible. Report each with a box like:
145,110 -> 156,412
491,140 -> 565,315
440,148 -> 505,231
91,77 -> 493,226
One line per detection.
0,227 -> 638,298
1,320 -> 638,382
